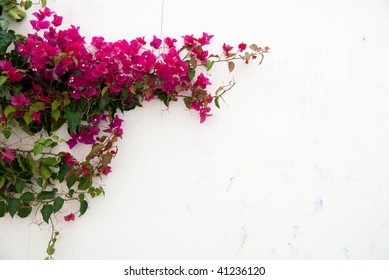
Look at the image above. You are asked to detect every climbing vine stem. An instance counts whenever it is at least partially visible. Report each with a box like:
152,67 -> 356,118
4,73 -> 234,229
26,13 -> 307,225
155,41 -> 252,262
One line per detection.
0,2 -> 268,259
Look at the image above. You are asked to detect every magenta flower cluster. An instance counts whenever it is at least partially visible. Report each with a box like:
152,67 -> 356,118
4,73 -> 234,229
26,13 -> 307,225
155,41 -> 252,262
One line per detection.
15,8 -> 218,127
0,6 -> 268,235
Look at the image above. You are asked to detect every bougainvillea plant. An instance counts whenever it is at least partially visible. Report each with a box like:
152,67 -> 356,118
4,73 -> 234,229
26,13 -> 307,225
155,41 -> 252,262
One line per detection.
0,1 -> 268,259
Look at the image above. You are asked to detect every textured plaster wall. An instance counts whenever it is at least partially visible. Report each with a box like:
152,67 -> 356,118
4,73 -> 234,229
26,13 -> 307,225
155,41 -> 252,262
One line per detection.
1,0 -> 389,259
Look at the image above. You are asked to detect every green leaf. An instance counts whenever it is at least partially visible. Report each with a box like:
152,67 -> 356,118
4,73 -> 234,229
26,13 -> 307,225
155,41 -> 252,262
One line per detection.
46,246 -> 55,256
215,86 -> 224,95
4,105 -> 16,118
183,97 -> 191,109
79,200 -> 88,216
30,102 -> 44,112
95,187 -> 105,197
51,100 -> 61,111
188,68 -> 196,80
214,96 -> 221,109
64,108 -> 81,133
41,0 -> 47,8
20,192 -> 34,203
121,87 -> 128,99
67,189 -> 75,198
53,197 -> 64,213
36,138 -> 46,144
58,163 -> 72,183
7,7 -> 26,21
27,153 -> 38,174
78,176 -> 92,190
16,155 -> 26,170
8,198 -> 20,218
86,144 -> 104,161
41,204 -> 53,223
0,18 -> 10,31
17,204 -> 32,218
63,98 -> 71,106
101,86 -> 109,96
66,174 -> 77,189
52,109 -> 60,121
88,188 -> 96,198
43,138 -> 56,147
72,56 -> 78,66
0,177 -> 5,189
38,191 -> 55,201
99,95 -> 110,110
135,80 -> 144,89
0,75 -> 7,86
33,143 -> 44,156
101,153 -> 112,167
0,201 -> 7,218
14,179 -> 26,193
0,29 -> 16,53
2,128 -> 11,138
40,166 -> 52,179
206,60 -> 214,71
37,177 -> 43,187
53,55 -> 61,65
23,111 -> 32,125
42,157 -> 57,166
24,0 -> 33,10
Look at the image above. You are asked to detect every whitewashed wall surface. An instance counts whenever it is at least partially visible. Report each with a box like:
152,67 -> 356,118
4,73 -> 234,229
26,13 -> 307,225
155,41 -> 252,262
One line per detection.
1,0 -> 389,259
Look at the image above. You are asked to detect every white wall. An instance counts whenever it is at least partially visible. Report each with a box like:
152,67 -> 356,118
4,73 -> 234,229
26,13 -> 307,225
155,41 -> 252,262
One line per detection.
1,0 -> 389,259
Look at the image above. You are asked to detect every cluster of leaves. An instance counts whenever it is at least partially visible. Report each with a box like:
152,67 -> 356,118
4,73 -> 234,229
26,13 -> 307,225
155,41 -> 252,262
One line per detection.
0,4 -> 268,258
0,0 -> 47,22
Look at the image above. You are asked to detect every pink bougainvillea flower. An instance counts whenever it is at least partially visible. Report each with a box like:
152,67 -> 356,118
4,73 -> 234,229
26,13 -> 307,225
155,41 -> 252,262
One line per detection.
64,213 -> 75,222
238,42 -> 247,52
81,165 -> 90,175
0,148 -> 15,163
102,166 -> 112,175
91,36 -> 105,48
90,114 -> 108,125
192,47 -> 208,63
30,20 -> 51,31
136,37 -> 146,45
66,126 -> 100,149
222,43 -> 233,56
6,67 -> 25,81
32,7 -> 53,20
11,93 -> 31,107
199,107 -> 212,124
109,115 -> 124,137
198,32 -> 214,46
52,14 -> 63,27
64,153 -> 76,166
70,89 -> 82,100
164,37 -> 177,48
150,35 -> 162,49
189,93 -> 213,123
0,60 -> 12,70
31,111 -> 42,124
182,34 -> 196,46
194,73 -> 211,89
66,137 -> 78,149
83,88 -> 97,98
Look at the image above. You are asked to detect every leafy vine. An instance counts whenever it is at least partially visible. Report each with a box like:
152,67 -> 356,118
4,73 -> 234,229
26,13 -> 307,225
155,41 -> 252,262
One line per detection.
0,1 -> 268,259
